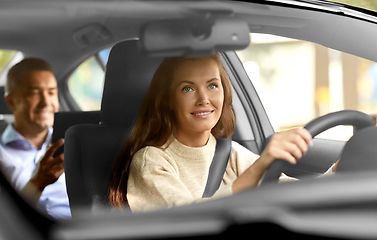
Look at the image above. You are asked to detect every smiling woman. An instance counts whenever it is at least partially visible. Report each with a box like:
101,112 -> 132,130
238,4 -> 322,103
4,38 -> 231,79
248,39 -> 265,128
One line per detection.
108,52 -> 313,212
1,0 -> 377,238
108,53 -> 237,210
169,57 -> 226,147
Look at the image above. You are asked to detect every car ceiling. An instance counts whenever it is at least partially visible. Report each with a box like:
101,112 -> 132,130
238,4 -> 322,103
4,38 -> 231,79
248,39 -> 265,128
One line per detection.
1,0 -> 377,82
0,1 -> 187,80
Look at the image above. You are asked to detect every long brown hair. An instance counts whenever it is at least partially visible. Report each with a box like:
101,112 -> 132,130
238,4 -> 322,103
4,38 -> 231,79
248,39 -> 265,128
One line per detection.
108,53 -> 235,208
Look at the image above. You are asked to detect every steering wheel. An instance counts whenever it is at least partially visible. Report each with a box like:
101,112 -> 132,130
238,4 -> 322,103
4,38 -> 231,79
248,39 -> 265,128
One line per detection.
259,110 -> 376,185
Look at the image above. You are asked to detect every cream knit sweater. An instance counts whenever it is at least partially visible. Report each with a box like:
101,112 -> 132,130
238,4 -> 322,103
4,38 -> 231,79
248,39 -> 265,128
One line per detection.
127,134 -> 259,212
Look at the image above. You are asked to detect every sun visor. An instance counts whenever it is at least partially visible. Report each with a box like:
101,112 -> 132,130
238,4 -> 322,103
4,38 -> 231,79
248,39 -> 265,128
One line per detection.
139,17 -> 250,57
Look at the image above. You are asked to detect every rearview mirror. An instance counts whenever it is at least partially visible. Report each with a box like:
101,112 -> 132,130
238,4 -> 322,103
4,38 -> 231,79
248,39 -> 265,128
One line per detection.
139,17 -> 250,56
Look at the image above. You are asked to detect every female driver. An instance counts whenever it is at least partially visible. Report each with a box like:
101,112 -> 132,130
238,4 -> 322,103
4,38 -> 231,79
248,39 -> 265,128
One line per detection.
108,53 -> 312,211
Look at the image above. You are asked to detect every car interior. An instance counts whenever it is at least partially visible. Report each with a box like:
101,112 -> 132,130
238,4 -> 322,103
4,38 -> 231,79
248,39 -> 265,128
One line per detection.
1,1 -> 377,239
1,6 -> 346,205
62,38 -> 262,215
62,38 -> 273,215
63,37 -> 348,216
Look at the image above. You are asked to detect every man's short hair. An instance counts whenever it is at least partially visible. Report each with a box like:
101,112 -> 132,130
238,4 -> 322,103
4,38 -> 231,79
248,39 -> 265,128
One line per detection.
6,58 -> 53,94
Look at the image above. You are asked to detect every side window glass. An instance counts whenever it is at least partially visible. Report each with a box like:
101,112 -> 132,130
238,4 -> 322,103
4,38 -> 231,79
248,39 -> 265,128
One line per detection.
237,33 -> 377,141
0,50 -> 17,73
0,50 -> 23,86
0,50 -> 23,129
99,48 -> 110,64
68,47 -> 111,111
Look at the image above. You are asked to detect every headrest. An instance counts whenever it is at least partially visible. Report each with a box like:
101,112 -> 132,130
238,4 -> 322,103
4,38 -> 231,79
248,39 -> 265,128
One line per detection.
100,40 -> 163,127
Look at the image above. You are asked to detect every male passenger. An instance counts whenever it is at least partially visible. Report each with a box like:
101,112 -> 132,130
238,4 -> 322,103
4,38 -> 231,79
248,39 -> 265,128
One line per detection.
0,58 -> 71,219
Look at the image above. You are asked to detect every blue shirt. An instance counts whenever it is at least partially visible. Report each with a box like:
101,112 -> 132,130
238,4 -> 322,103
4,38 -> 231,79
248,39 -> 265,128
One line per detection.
0,124 -> 71,219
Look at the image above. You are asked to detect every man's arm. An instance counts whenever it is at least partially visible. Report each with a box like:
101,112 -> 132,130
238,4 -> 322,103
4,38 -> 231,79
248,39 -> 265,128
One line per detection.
21,139 -> 64,207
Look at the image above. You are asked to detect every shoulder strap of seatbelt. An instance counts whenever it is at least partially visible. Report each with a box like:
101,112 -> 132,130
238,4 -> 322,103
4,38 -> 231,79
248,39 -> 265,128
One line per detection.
202,137 -> 232,198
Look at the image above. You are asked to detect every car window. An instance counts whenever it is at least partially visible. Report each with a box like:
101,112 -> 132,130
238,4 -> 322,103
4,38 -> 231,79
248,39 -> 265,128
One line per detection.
0,50 -> 17,74
236,33 -> 377,141
0,50 -> 24,86
99,48 -> 110,64
68,48 -> 111,111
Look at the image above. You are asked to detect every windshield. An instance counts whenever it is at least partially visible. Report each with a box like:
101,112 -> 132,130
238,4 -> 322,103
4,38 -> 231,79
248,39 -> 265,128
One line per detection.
327,0 -> 377,12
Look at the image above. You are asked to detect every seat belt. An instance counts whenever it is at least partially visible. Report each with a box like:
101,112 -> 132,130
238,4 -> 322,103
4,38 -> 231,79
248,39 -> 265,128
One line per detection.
202,137 -> 232,198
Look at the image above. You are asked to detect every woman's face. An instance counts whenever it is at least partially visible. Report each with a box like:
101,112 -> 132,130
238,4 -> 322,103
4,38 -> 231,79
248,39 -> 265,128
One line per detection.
170,58 -> 224,141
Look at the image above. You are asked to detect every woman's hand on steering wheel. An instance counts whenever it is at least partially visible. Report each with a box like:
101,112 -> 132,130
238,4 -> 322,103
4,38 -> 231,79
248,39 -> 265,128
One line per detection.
259,110 -> 376,185
258,128 -> 312,170
233,110 -> 376,193
232,128 -> 312,193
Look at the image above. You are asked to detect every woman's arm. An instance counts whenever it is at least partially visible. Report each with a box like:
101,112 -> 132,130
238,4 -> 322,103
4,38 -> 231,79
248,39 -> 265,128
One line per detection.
232,128 -> 312,193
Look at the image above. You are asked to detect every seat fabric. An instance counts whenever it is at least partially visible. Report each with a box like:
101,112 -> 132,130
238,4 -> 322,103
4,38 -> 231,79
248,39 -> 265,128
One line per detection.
65,125 -> 130,211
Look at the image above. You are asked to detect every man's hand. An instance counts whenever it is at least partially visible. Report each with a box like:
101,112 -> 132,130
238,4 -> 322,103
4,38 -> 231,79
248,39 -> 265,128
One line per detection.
30,139 -> 65,192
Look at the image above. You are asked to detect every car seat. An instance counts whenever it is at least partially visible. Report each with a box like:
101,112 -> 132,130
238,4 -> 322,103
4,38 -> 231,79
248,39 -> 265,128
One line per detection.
64,40 -> 163,217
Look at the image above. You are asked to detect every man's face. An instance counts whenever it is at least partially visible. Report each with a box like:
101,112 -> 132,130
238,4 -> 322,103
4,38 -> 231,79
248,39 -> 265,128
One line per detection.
7,70 -> 59,134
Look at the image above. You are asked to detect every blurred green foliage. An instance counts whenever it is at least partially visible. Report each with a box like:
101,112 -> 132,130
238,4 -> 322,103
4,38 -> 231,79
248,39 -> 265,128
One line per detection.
68,56 -> 105,111
0,50 -> 16,75
328,0 -> 377,11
